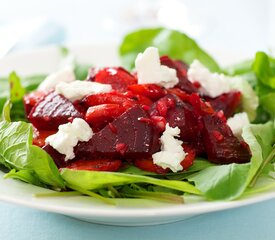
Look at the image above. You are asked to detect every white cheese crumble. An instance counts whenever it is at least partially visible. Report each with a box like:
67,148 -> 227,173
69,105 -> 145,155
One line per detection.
187,60 -> 232,98
45,118 -> 93,161
227,112 -> 250,139
55,80 -> 112,101
135,47 -> 179,88
152,124 -> 186,172
38,66 -> 75,91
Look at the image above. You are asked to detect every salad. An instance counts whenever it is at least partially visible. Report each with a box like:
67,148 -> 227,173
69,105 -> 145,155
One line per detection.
0,27 -> 274,204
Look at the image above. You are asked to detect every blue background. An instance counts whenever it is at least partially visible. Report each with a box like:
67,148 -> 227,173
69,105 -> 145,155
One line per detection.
1,199 -> 275,240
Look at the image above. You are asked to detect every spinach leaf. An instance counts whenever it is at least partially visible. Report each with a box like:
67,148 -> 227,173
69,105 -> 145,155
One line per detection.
252,52 -> 275,117
4,169 -> 44,186
0,120 -> 64,189
187,121 -> 274,200
119,27 -> 220,72
60,169 -> 201,195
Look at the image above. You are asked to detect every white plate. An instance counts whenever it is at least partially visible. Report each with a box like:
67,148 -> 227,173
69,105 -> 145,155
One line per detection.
0,44 -> 274,226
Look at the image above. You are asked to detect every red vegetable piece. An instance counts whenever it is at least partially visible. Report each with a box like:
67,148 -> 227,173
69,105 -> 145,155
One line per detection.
28,92 -> 82,130
160,56 -> 197,93
134,158 -> 169,174
127,84 -> 167,100
23,90 -> 48,116
167,88 -> 190,102
82,92 -> 135,110
201,114 -> 251,164
181,145 -> 196,170
88,67 -> 137,92
85,104 -> 125,131
206,91 -> 241,118
67,159 -> 122,172
123,91 -> 153,106
32,129 -> 56,148
75,105 -> 160,160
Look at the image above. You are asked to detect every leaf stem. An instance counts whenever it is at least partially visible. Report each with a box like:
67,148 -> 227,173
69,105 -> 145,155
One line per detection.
249,145 -> 275,187
66,183 -> 115,205
34,191 -> 81,198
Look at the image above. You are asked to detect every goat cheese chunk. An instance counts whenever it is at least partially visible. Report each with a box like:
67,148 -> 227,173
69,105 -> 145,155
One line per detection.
187,60 -> 232,97
38,66 -> 75,91
152,124 -> 186,172
46,118 -> 93,161
55,80 -> 112,101
227,112 -> 250,139
135,47 -> 179,88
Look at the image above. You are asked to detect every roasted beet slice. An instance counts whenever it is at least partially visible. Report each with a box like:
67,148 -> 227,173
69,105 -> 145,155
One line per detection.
28,92 -> 82,130
160,56 -> 197,93
201,114 -> 251,164
206,91 -> 241,118
33,129 -> 57,148
134,158 -> 169,174
181,145 -> 196,170
127,84 -> 167,100
43,144 -> 67,168
75,105 -> 160,160
67,159 -> 122,171
82,92 -> 135,110
88,67 -> 137,92
150,94 -> 202,143
23,90 -> 48,116
85,104 -> 126,131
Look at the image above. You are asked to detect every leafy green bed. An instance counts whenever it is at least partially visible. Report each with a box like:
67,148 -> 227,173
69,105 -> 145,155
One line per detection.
0,28 -> 274,204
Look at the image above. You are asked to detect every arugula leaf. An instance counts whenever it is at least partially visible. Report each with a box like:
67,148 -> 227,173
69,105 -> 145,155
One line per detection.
252,52 -> 275,117
187,121 -> 274,200
60,169 -> 201,195
119,185 -> 184,203
119,27 -> 220,72
0,120 -> 64,188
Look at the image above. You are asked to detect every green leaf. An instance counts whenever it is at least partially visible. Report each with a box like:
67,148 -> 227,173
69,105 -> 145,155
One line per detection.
0,121 -> 32,169
1,100 -> 11,122
252,52 -> 275,89
0,121 -> 64,188
4,169 -> 43,186
74,63 -> 90,80
119,28 -> 220,72
60,169 -> 201,195
225,59 -> 253,76
229,77 -> 259,121
252,52 -> 275,117
28,145 -> 64,188
188,163 -> 250,200
9,72 -> 25,103
187,121 -> 274,200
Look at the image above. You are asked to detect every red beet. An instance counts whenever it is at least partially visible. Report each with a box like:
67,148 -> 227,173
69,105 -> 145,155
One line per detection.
28,92 -> 82,130
82,92 -> 135,110
88,67 -> 137,92
67,159 -> 122,171
127,84 -> 167,100
201,114 -> 251,164
85,104 -> 125,131
23,90 -> 48,116
160,56 -> 197,93
134,158 -> 169,174
150,94 -> 202,144
75,105 -> 160,160
206,91 -> 241,118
